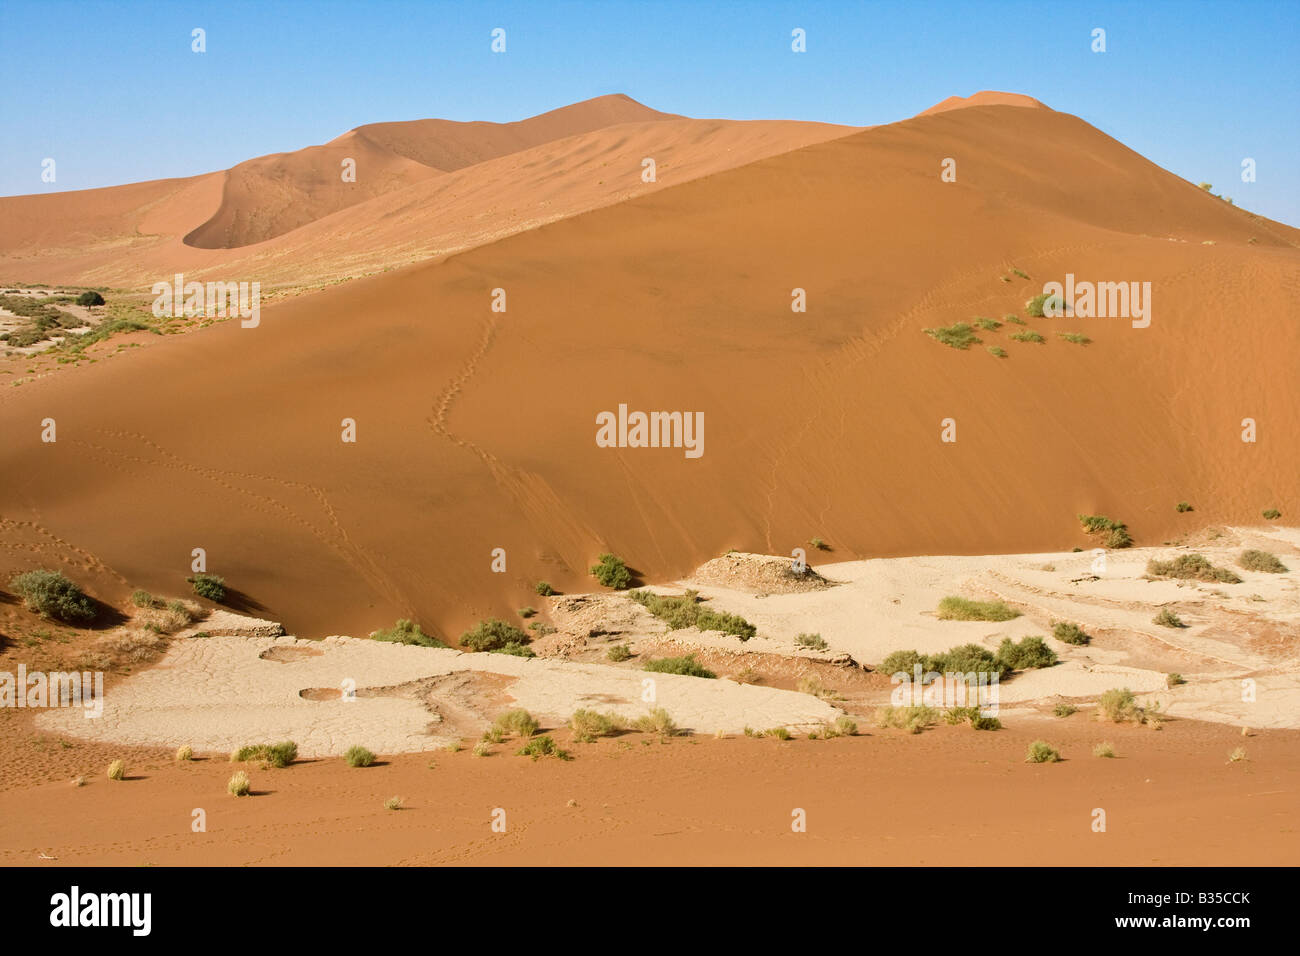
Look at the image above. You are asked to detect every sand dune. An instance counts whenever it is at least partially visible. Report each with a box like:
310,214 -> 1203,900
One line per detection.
0,97 -> 1296,645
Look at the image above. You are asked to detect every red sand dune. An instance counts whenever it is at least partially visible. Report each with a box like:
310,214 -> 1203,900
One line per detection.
0,96 -> 1297,642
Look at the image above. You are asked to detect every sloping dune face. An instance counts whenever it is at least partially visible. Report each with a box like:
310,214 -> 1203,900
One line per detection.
0,95 -> 852,287
0,103 -> 1296,639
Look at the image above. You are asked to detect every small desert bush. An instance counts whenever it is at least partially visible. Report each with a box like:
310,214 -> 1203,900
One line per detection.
633,707 -> 680,736
1153,608 -> 1185,628
1077,514 -> 1132,548
879,649 -> 923,677
1057,331 -> 1091,345
987,345 -> 1008,358
833,715 -> 857,736
175,745 -> 193,762
1096,687 -> 1158,725
764,726 -> 792,740
1166,673 -> 1185,687
876,705 -> 940,734
590,553 -> 632,589
345,745 -> 376,768
131,589 -> 157,608
493,708 -> 540,740
1052,621 -> 1091,645
570,708 -> 625,742
1227,746 -> 1248,763
10,569 -> 96,624
516,735 -> 571,760
1093,742 -> 1115,758
1011,268 -> 1029,279
1053,703 -> 1077,718
795,632 -> 829,651
187,573 -> 226,602
606,643 -> 631,662
643,654 -> 717,679
493,641 -> 536,658
1176,501 -> 1193,513
1009,330 -> 1045,343
231,741 -> 297,768
459,618 -> 530,653
1004,313 -> 1026,325
372,618 -> 447,647
1025,292 -> 1067,317
534,581 -> 556,596
75,290 -> 105,306
518,606 -> 537,618
796,675 -> 838,699
107,759 -> 126,781
945,707 -> 1002,730
923,322 -> 980,350
628,589 -> 756,640
1239,549 -> 1287,573
1262,508 -> 1281,520
810,537 -> 828,550
974,316 -> 1002,331
1025,740 -> 1061,763
227,771 -> 251,796
472,741 -> 491,757
996,635 -> 1058,670
936,596 -> 1019,622
1146,553 -> 1241,583
384,795 -> 404,811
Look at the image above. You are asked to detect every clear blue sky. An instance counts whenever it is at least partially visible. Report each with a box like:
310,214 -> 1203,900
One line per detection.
2,0 -> 1297,225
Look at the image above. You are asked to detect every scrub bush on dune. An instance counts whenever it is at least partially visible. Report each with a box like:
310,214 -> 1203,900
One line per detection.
459,618 -> 530,653
371,618 -> 447,647
590,553 -> 632,589
10,569 -> 96,624
187,573 -> 226,602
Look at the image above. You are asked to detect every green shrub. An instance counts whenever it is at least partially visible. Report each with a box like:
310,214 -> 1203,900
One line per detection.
1004,313 -> 1026,325
534,581 -> 556,596
923,322 -> 980,350
1166,673 -> 1185,687
996,635 -> 1058,670
795,632 -> 828,651
1025,292 -> 1067,317
590,553 -> 632,589
974,316 -> 1002,331
876,705 -> 940,733
971,714 -> 1002,730
75,290 -> 105,306
570,709 -> 625,742
187,573 -> 226,602
1057,332 -> 1091,345
231,741 -> 297,768
494,641 -> 536,657
10,570 -> 96,623
1153,608 -> 1185,628
1052,621 -> 1091,645
517,606 -> 537,619
987,345 -> 1008,358
1053,703 -> 1077,718
606,643 -> 631,662
1239,550 -> 1287,573
927,643 -> 1011,681
1097,687 -> 1156,724
1146,553 -> 1241,583
643,654 -> 717,679
628,589 -> 755,640
345,745 -> 376,767
936,596 -> 1019,621
1262,508 -> 1281,520
1025,740 -> 1060,763
131,589 -> 156,608
516,735 -> 571,760
1009,330 -> 1045,343
879,649 -> 923,676
493,709 -> 540,739
460,618 -> 531,652
810,537 -> 828,550
372,618 -> 447,647
1176,501 -> 1193,513
1077,513 -> 1132,548
633,707 -> 680,736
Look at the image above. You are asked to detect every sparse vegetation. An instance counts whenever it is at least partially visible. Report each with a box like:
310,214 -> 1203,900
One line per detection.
1093,742 -> 1115,758
606,643 -> 631,662
384,796 -> 404,811
1025,292 -> 1066,317
1176,501 -> 1193,513
1239,549 -> 1287,573
517,606 -> 537,619
628,588 -> 756,640
795,632 -> 829,651
796,675 -> 838,699
923,322 -> 980,350
974,316 -> 1002,330
1012,268 -> 1030,279
1166,673 -> 1185,687
187,573 -> 226,602
1004,313 -> 1026,325
1146,553 -> 1241,583
10,570 -> 96,624
1025,740 -> 1061,763
643,654 -> 717,679
876,705 -> 940,734
175,745 -> 193,761
590,553 -> 632,589
1057,332 -> 1091,345
472,741 -> 491,757
107,759 -> 126,781
75,290 -> 106,307
936,596 -> 1019,622
1052,621 -> 1091,645
372,618 -> 447,647
227,771 -> 251,796
944,706 -> 1002,730
131,589 -> 156,608
345,745 -> 376,768
570,708 -> 625,742
995,635 -> 1058,670
1227,746 -> 1248,763
534,581 -> 556,596
1077,514 -> 1132,548
633,707 -> 680,736
516,735 -> 571,761
1010,330 -> 1045,343
231,741 -> 297,768
459,618 -> 531,653
1053,703 -> 1077,718
1262,508 -> 1281,520
1097,687 -> 1159,725
1153,608 -> 1186,628
987,345 -> 1008,358
810,537 -> 828,550
493,708 -> 540,740
833,715 -> 857,736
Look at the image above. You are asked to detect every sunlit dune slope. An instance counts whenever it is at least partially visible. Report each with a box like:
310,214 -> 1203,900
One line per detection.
0,101 -> 1295,640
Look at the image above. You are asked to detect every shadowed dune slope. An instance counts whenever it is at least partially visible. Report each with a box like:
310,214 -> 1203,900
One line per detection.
0,103 -> 1296,639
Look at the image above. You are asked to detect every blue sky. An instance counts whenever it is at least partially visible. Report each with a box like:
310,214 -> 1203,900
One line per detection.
2,0 -> 1297,224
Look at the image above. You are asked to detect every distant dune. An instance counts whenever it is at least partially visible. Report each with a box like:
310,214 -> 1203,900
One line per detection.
0,94 -> 1296,641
